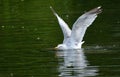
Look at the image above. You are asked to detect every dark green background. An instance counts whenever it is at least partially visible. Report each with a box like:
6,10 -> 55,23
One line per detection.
0,0 -> 120,77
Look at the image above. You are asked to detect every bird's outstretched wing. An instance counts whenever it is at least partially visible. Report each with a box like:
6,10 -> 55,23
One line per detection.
70,6 -> 102,44
50,6 -> 71,42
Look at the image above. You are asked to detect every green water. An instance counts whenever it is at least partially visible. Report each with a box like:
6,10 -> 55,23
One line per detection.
0,0 -> 120,77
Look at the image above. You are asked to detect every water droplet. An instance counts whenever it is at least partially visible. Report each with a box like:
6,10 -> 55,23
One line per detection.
1,25 -> 5,28
21,26 -> 24,29
100,30 -> 102,32
103,49 -> 107,50
66,14 -> 69,18
34,28 -> 38,31
116,21 -> 120,24
11,26 -> 14,28
59,73 -> 64,76
113,44 -> 116,47
37,37 -> 40,40
95,45 -> 101,49
10,73 -> 13,77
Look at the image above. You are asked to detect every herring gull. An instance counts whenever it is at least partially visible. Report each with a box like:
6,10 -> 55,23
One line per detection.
50,6 -> 102,50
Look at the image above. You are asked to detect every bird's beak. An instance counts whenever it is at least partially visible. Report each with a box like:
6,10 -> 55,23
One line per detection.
54,47 -> 58,50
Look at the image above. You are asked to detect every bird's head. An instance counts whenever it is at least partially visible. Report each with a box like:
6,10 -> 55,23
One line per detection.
54,44 -> 66,50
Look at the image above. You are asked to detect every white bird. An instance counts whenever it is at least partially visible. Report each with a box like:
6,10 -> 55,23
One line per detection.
50,6 -> 102,50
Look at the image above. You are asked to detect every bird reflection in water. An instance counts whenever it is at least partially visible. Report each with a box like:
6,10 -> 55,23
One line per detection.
56,49 -> 98,77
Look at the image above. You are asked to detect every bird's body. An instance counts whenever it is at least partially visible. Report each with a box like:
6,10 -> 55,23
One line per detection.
50,6 -> 102,50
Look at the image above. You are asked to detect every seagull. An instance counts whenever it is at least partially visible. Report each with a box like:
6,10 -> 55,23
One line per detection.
50,6 -> 102,50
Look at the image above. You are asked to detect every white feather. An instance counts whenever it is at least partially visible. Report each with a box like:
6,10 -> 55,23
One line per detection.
51,6 -> 102,50
50,6 -> 71,43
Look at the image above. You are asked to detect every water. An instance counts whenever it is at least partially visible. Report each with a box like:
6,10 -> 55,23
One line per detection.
0,0 -> 120,77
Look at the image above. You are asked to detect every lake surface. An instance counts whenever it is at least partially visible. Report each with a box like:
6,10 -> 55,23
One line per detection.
0,0 -> 120,77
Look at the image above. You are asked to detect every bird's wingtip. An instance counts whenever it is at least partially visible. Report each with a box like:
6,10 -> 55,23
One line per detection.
86,6 -> 102,15
50,6 -> 58,17
50,6 -> 52,9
